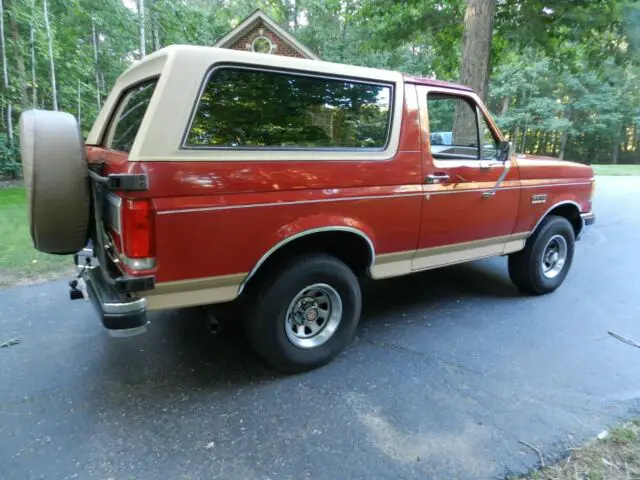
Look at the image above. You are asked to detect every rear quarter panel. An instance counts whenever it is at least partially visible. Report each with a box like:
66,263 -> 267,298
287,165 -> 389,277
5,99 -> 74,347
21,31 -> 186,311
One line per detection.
89,84 -> 424,284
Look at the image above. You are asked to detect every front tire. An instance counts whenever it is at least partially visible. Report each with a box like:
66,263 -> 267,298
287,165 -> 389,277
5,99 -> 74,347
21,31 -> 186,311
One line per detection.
508,215 -> 575,295
244,254 -> 362,373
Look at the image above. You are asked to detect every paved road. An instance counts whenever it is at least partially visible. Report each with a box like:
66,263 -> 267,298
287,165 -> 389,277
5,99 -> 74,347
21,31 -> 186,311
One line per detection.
1,177 -> 640,480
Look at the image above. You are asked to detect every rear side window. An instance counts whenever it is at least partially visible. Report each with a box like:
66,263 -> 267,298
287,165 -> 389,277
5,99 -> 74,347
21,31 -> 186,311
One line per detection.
107,79 -> 158,152
185,67 -> 392,149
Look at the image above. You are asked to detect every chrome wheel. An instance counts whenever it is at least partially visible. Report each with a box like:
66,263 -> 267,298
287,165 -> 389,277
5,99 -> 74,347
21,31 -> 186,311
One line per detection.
284,283 -> 343,349
541,234 -> 568,279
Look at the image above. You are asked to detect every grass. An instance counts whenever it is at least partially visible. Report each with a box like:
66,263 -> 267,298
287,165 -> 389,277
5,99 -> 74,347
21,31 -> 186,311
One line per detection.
516,419 -> 640,480
591,164 -> 640,176
0,187 -> 73,287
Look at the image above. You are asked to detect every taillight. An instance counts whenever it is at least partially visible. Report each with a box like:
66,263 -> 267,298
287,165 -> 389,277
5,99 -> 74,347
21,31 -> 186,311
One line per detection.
122,199 -> 155,261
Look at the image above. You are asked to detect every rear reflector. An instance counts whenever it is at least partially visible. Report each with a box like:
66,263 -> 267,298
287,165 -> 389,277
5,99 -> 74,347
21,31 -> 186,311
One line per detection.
122,199 -> 155,260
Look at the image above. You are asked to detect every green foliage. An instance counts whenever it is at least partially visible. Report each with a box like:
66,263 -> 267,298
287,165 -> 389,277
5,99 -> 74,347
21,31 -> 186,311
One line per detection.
188,67 -> 390,148
0,133 -> 20,177
0,0 -> 638,174
357,0 -> 640,163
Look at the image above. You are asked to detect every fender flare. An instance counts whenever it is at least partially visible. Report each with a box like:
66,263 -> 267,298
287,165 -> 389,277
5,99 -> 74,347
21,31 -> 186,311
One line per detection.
238,226 -> 376,295
528,200 -> 582,238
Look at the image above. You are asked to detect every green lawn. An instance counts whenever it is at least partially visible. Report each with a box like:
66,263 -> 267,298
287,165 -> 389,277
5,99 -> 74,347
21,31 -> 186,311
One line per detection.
515,419 -> 640,480
0,187 -> 73,287
591,164 -> 640,176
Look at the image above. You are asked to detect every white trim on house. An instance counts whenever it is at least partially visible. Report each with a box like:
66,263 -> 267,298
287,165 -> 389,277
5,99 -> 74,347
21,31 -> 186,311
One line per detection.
212,9 -> 319,60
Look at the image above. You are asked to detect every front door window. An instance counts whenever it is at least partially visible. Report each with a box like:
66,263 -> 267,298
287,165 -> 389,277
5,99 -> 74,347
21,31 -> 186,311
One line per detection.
427,94 -> 479,160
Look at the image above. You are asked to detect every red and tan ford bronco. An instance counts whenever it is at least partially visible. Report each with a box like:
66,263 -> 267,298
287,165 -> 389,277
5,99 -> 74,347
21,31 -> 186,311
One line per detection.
19,46 -> 595,372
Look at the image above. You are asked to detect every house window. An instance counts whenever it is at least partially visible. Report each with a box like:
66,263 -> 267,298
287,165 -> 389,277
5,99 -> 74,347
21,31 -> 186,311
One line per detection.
185,67 -> 392,149
252,36 -> 274,54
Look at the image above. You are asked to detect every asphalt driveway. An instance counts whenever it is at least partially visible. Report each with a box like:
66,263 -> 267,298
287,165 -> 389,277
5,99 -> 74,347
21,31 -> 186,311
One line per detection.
1,176 -> 639,480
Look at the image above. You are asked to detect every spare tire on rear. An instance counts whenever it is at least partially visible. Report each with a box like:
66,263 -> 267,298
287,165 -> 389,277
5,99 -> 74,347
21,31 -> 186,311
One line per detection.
19,110 -> 89,255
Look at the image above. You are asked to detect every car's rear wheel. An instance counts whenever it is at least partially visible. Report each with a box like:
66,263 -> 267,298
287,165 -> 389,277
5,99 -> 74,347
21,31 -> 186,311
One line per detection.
19,110 -> 89,254
244,254 -> 362,373
508,215 -> 575,295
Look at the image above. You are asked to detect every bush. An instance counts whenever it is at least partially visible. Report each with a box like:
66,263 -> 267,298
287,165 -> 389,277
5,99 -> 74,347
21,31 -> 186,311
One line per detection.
0,133 -> 21,179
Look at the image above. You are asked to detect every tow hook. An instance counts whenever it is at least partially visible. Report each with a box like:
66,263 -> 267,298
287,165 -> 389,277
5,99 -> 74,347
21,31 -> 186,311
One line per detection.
69,279 -> 84,300
69,256 -> 91,301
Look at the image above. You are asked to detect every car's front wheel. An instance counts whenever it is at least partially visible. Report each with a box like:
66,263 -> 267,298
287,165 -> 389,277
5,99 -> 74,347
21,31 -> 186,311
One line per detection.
244,254 -> 362,373
508,215 -> 575,295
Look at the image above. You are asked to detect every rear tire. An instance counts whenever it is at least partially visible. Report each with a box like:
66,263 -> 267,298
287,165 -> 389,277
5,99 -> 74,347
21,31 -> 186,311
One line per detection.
244,254 -> 361,373
508,215 -> 575,295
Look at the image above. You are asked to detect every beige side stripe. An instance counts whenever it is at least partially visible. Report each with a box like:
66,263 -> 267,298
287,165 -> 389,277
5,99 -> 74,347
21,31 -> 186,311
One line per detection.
371,232 -> 529,279
138,273 -> 247,311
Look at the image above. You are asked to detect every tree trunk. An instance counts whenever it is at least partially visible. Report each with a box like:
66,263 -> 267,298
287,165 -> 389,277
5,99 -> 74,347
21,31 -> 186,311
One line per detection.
152,19 -> 160,50
0,0 -> 13,144
612,126 -> 622,164
539,131 -> 548,154
138,0 -> 146,58
458,0 -> 496,102
550,132 -> 558,156
29,5 -> 36,108
9,12 -> 27,108
92,20 -> 101,110
292,0 -> 298,31
558,104 -> 573,160
559,131 -> 568,160
43,0 -> 57,111
500,96 -> 509,115
77,80 -> 81,126
152,26 -> 159,51
150,0 -> 160,51
544,132 -> 552,154
629,124 -> 636,153
512,126 -> 519,154
612,141 -> 619,165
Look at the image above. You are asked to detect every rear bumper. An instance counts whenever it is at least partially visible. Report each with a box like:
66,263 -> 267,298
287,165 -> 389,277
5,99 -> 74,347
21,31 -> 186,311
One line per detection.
82,265 -> 148,337
578,211 -> 595,240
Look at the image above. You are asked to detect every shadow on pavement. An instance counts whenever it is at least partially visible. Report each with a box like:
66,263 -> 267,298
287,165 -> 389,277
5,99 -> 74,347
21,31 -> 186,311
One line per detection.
88,259 -> 520,406
361,258 -> 519,320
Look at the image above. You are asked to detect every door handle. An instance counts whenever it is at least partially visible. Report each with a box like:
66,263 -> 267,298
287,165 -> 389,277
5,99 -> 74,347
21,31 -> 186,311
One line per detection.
425,173 -> 450,184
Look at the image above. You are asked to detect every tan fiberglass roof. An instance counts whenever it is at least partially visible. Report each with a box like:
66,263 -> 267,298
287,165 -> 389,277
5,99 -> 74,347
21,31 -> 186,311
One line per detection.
85,45 -> 470,162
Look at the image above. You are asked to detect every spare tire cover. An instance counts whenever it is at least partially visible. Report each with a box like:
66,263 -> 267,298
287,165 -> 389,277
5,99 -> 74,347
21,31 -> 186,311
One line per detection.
19,110 -> 89,254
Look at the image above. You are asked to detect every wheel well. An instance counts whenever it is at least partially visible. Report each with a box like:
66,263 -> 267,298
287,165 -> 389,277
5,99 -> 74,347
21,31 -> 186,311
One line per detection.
242,231 -> 374,294
545,203 -> 582,237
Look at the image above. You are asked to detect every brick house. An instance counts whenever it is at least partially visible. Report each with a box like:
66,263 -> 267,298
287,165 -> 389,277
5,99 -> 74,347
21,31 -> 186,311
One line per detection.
213,9 -> 319,60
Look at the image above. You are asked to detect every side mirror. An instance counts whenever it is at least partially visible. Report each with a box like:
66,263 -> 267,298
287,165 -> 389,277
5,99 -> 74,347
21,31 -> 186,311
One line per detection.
497,140 -> 510,162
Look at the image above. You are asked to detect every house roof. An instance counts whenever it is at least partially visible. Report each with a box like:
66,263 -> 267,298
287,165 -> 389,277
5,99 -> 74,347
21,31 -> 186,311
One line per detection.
213,9 -> 319,60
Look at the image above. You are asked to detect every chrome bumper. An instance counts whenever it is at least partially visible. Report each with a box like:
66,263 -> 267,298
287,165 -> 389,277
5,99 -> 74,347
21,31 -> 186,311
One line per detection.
578,211 -> 595,240
81,265 -> 148,337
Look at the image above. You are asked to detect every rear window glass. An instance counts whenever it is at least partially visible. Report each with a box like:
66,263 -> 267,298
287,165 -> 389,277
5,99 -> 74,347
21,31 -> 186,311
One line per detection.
185,68 -> 392,149
107,79 -> 158,152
